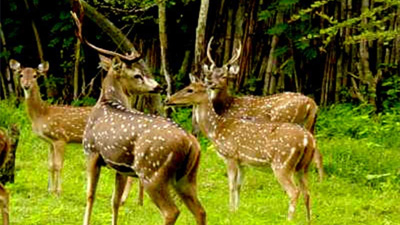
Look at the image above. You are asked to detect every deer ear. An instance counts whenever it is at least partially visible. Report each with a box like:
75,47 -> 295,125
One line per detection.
202,64 -> 211,74
99,55 -> 112,70
111,56 -> 124,72
189,73 -> 200,83
228,65 -> 239,76
38,61 -> 49,74
9,59 -> 21,72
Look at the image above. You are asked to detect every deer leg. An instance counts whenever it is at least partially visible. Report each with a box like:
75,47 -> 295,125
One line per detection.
120,177 -> 133,206
83,153 -> 102,225
313,148 -> 324,182
227,160 -> 242,211
297,170 -> 311,222
47,144 -> 56,193
137,179 -> 144,206
0,184 -> 9,225
174,158 -> 206,225
273,168 -> 300,221
53,140 -> 66,195
144,181 -> 180,225
120,177 -> 144,206
112,172 -> 127,225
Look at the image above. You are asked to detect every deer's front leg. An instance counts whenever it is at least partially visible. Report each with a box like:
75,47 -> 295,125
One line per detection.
47,143 -> 56,193
83,153 -> 102,225
112,173 -> 127,225
227,160 -> 242,212
53,140 -> 66,195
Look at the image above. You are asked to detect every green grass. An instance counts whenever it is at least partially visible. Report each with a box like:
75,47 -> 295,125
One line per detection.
1,100 -> 400,224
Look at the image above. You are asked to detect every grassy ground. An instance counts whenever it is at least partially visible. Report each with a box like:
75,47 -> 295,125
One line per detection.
1,100 -> 399,225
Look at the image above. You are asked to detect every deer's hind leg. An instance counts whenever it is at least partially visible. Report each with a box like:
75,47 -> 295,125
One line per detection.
144,180 -> 180,225
173,159 -> 206,225
0,184 -> 9,225
227,159 -> 244,212
272,167 -> 300,221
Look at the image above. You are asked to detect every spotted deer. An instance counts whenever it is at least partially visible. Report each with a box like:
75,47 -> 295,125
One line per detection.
71,12 -> 206,225
9,59 -> 92,195
0,128 -> 11,225
203,38 -> 324,181
166,79 -> 315,222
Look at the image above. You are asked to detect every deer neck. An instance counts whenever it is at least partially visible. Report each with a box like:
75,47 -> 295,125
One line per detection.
195,100 -> 220,140
99,74 -> 130,108
212,88 -> 234,115
24,83 -> 48,120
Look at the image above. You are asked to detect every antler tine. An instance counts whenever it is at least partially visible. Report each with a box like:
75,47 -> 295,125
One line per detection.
206,37 -> 216,68
223,40 -> 242,67
70,11 -> 140,62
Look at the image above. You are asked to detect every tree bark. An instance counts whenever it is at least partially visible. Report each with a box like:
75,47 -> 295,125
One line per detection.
73,39 -> 81,100
262,12 -> 282,96
158,0 -> 172,97
193,0 -> 210,78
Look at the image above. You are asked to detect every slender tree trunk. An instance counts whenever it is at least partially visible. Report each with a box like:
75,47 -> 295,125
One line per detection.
73,39 -> 81,100
262,12 -> 282,95
158,0 -> 172,97
193,0 -> 210,78
359,0 -> 376,108
24,0 -> 48,98
0,23 -> 8,99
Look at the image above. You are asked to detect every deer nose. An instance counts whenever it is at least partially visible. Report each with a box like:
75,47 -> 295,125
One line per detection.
151,85 -> 163,93
164,98 -> 170,104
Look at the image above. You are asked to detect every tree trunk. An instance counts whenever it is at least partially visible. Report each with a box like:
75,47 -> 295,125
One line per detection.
24,0 -> 47,98
0,22 -> 15,98
262,12 -> 282,96
193,0 -> 210,78
73,39 -> 81,100
359,0 -> 376,108
158,0 -> 172,97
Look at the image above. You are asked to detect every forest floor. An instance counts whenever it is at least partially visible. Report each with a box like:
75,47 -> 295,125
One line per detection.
1,99 -> 399,225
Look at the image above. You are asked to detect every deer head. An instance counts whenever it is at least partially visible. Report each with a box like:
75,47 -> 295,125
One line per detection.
9,59 -> 49,98
202,37 -> 241,91
165,75 -> 207,106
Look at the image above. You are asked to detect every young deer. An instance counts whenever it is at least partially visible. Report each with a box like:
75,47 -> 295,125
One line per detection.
203,38 -> 324,181
9,59 -> 143,202
9,59 -> 92,195
166,79 -> 315,222
0,128 -> 11,225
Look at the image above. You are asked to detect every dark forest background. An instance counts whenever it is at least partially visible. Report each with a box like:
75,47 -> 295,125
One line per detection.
1,0 -> 399,111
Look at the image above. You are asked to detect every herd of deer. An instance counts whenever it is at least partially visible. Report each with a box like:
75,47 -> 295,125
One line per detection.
0,12 -> 324,225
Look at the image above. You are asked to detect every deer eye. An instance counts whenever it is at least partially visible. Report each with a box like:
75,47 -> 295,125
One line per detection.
133,74 -> 142,80
33,75 -> 38,79
187,89 -> 193,93
19,74 -> 23,78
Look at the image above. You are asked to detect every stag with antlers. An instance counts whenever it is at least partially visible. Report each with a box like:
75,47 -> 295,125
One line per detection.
71,11 -> 206,225
202,38 -> 324,181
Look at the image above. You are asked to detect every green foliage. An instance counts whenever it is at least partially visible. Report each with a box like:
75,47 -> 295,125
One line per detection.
71,97 -> 97,106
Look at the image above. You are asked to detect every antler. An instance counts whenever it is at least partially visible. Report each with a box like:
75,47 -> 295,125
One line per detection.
70,11 -> 140,62
223,40 -> 242,67
206,37 -> 216,69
